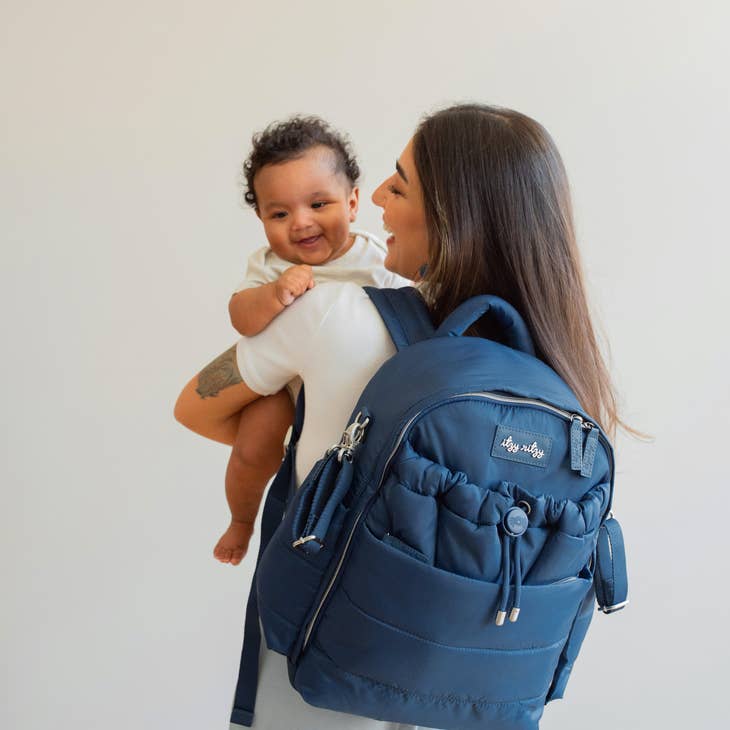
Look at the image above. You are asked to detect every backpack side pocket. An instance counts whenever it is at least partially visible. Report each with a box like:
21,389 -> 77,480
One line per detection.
546,580 -> 595,701
256,453 -> 353,656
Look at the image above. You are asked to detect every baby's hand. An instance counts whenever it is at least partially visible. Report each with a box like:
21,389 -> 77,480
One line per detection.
275,265 -> 315,306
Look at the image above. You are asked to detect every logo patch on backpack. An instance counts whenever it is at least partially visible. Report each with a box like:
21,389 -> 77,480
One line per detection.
491,425 -> 552,468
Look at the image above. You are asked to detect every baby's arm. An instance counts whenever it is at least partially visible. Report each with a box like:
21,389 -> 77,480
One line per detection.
229,264 -> 315,336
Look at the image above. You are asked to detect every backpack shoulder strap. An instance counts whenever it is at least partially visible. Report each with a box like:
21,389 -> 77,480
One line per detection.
364,286 -> 435,350
230,388 -> 304,727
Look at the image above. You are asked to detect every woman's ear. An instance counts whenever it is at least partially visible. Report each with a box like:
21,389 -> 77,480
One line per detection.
348,186 -> 360,222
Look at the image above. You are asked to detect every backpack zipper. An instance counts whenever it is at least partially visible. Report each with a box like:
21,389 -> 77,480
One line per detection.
300,407 -> 421,652
461,392 -> 594,426
299,391 -> 607,653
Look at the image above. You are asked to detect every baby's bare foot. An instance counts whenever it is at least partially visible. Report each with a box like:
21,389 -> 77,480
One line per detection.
213,520 -> 254,565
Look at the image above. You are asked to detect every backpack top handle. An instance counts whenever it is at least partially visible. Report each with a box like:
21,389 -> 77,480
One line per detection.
434,295 -> 536,356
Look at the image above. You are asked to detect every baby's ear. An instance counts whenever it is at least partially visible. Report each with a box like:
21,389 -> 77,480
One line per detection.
348,186 -> 360,222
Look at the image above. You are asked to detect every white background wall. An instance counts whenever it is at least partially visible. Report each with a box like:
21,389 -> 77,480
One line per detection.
2,1 -> 728,728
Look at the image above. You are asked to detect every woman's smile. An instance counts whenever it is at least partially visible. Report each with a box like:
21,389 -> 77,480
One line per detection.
371,139 -> 429,280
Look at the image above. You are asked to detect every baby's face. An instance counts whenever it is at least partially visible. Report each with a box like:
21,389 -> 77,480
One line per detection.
254,146 -> 359,266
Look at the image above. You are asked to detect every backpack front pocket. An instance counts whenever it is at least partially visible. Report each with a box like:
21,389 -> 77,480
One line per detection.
366,443 -> 609,586
294,524 -> 592,729
295,442 -> 611,726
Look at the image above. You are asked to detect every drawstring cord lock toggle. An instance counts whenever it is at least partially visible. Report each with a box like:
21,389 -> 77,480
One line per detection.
495,505 -> 529,626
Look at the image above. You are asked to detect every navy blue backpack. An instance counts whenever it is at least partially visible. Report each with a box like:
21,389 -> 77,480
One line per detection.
230,288 -> 628,730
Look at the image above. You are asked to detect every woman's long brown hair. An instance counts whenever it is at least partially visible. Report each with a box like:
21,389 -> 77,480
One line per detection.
414,104 -> 622,438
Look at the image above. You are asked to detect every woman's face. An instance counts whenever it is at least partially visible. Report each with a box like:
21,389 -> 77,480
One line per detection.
372,138 -> 430,281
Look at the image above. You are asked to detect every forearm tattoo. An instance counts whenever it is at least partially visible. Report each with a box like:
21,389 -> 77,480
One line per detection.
195,345 -> 243,398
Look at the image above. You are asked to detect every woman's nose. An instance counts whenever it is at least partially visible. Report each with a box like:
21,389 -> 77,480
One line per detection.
371,180 -> 386,208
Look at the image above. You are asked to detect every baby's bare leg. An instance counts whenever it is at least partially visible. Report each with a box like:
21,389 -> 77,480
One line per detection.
214,389 -> 295,565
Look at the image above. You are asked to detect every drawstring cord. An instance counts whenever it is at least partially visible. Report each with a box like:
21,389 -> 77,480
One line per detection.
496,505 -> 529,626
496,532 -> 511,626
510,537 -> 522,623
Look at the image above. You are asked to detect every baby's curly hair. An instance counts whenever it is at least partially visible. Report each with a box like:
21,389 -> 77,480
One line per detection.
243,115 -> 360,208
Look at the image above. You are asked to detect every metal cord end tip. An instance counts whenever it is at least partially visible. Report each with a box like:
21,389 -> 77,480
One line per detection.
509,607 -> 520,623
495,610 -> 507,626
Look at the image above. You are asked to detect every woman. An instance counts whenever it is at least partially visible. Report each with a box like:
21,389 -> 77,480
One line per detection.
175,103 -> 620,728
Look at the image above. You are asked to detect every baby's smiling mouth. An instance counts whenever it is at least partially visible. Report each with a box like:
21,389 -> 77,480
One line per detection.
295,235 -> 321,246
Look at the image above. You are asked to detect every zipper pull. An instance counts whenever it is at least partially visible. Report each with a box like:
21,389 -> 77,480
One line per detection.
327,411 -> 370,463
580,425 -> 599,478
570,415 -> 599,478
570,415 -> 584,472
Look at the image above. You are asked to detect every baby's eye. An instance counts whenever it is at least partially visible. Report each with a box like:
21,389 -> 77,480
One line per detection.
311,201 -> 327,209
271,211 -> 287,220
387,184 -> 402,196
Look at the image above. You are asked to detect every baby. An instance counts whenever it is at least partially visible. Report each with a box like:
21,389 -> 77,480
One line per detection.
184,116 -> 408,565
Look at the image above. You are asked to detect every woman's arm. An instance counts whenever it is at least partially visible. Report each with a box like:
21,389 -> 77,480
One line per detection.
174,345 -> 262,446
176,283 -> 337,447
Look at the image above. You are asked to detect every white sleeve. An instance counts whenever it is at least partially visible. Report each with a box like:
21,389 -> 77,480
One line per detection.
233,246 -> 277,293
234,283 -> 342,395
236,282 -> 396,480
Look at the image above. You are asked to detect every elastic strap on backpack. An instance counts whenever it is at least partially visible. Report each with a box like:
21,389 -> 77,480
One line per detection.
229,390 -> 305,728
364,286 -> 435,350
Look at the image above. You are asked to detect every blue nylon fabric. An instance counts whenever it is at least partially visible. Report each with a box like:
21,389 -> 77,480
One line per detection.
433,294 -> 536,356
405,400 -> 611,503
341,335 -> 602,508
546,583 -> 596,701
366,440 -> 609,585
235,289 -> 623,730
595,517 -> 629,612
364,286 -> 435,350
297,642 -> 546,730
342,525 -> 590,651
